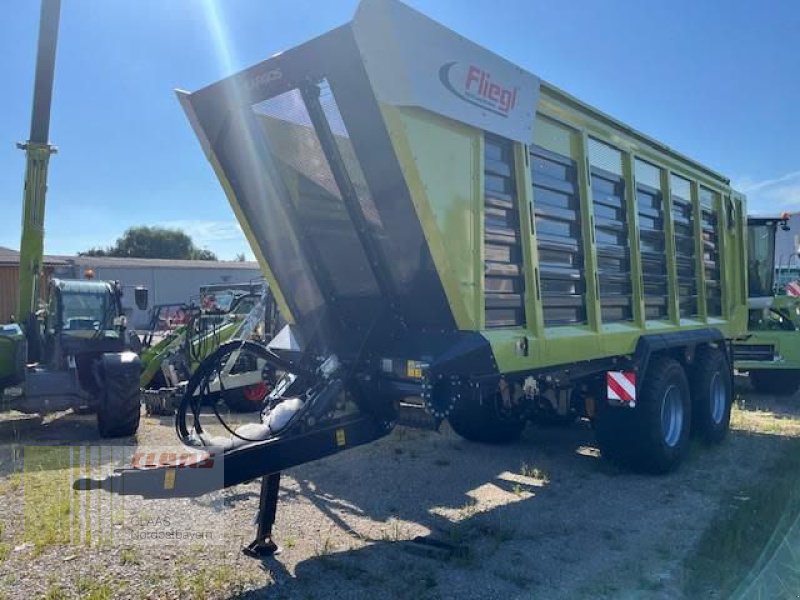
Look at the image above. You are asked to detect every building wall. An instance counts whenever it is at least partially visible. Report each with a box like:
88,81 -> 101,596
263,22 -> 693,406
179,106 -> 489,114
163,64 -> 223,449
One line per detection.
0,266 -> 55,323
53,264 -> 263,328
0,266 -> 17,323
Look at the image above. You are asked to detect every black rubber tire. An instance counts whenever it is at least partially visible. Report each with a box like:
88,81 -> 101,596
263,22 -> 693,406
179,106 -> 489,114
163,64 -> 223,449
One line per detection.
690,347 -> 732,444
596,358 -> 691,474
594,400 -> 635,466
448,392 -> 525,444
749,369 -> 800,396
222,384 -> 267,413
97,367 -> 141,438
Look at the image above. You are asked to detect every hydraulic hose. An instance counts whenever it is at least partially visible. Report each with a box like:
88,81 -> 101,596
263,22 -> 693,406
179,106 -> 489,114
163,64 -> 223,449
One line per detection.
175,338 -> 310,445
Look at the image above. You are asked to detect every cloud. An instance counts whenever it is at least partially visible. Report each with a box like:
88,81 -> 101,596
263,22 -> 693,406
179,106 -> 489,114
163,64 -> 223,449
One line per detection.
734,170 -> 800,215
160,220 -> 244,244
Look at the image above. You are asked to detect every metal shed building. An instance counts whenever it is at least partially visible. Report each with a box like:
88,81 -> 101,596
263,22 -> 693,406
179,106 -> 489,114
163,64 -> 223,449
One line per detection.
0,246 -> 68,323
53,255 -> 262,328
0,246 -> 262,329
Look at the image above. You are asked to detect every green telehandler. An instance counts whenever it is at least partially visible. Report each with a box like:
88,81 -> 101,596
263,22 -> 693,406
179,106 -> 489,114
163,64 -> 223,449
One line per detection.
0,0 -> 146,437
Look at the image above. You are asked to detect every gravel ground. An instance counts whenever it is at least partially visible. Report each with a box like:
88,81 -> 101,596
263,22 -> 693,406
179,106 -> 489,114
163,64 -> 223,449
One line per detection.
0,379 -> 799,599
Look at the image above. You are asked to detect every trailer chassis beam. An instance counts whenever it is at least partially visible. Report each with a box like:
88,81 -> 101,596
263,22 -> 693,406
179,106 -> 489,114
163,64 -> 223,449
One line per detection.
78,413 -> 392,498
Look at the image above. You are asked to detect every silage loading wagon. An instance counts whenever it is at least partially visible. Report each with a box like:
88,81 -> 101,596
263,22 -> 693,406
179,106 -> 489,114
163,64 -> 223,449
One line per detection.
97,0 -> 749,556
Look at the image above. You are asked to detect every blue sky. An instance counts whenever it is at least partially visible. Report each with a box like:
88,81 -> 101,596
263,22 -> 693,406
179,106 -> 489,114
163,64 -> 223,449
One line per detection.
1,0 -> 798,259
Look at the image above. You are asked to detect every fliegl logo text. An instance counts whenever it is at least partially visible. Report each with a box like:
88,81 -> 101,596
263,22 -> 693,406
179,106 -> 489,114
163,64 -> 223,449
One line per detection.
439,62 -> 519,117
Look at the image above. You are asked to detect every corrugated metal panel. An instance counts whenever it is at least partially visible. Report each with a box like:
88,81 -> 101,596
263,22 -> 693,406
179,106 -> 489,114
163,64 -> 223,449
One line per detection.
671,174 -> 698,317
0,266 -> 52,322
484,134 -> 525,328
531,145 -> 586,326
637,182 -> 669,320
732,344 -> 775,362
83,265 -> 263,328
533,116 -> 572,157
670,174 -> 691,201
635,159 -> 668,320
588,138 -> 622,177
0,267 -> 17,323
591,165 -> 632,322
700,187 -> 722,316
635,159 -> 661,190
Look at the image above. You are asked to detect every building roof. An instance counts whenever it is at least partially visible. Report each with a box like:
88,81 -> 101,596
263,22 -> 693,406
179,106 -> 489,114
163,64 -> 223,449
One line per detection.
70,255 -> 260,270
0,246 -> 259,270
0,246 -> 69,266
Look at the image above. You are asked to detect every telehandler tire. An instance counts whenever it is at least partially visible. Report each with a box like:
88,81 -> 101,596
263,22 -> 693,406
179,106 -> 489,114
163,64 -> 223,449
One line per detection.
97,353 -> 141,438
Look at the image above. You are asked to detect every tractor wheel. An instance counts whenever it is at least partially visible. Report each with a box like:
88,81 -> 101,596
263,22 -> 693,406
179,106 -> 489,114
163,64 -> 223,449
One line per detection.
448,389 -> 525,444
690,347 -> 732,444
596,358 -> 691,474
749,369 -> 800,396
222,382 -> 269,413
97,356 -> 141,438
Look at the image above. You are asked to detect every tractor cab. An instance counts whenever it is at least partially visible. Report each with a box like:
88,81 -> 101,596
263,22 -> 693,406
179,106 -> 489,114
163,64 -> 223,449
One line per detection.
747,215 -> 789,300
36,278 -> 147,367
735,214 -> 800,394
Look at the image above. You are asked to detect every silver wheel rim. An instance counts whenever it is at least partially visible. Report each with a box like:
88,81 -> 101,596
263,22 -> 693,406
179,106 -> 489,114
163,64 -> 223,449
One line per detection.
661,384 -> 684,448
710,372 -> 726,425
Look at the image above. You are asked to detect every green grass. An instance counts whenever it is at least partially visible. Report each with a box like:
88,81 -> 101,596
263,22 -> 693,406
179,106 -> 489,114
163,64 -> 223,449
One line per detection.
41,584 -> 69,600
520,462 -> 549,482
683,437 -> 800,597
119,547 -> 140,566
175,564 -> 255,600
16,447 -> 83,554
75,577 -> 113,600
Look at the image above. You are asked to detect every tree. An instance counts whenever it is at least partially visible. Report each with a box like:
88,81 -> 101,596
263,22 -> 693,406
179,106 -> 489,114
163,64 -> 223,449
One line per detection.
79,226 -> 218,261
234,252 -> 246,262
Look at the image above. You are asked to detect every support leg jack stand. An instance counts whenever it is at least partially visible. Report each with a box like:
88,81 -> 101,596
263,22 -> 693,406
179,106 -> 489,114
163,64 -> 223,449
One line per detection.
243,472 -> 282,559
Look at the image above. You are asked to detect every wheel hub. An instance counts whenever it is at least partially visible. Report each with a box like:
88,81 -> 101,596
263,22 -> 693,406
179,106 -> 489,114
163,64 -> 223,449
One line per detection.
709,372 -> 726,425
660,384 -> 684,448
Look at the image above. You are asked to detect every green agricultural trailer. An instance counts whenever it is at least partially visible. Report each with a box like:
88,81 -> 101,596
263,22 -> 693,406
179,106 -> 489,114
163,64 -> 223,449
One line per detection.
734,215 -> 800,394
97,0 -> 749,556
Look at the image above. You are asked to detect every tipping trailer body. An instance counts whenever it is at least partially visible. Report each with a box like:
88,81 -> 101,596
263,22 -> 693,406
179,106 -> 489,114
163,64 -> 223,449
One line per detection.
147,0 -> 750,490
178,0 -> 747,387
92,1 -> 755,544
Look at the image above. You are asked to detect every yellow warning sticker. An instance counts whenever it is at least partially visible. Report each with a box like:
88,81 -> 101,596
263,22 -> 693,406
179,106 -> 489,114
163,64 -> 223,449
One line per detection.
336,429 -> 346,447
164,468 -> 176,490
406,360 -> 422,379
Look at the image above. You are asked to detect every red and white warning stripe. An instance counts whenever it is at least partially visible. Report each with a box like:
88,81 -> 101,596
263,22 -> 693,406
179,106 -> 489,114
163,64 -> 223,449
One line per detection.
606,371 -> 636,406
786,281 -> 800,297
